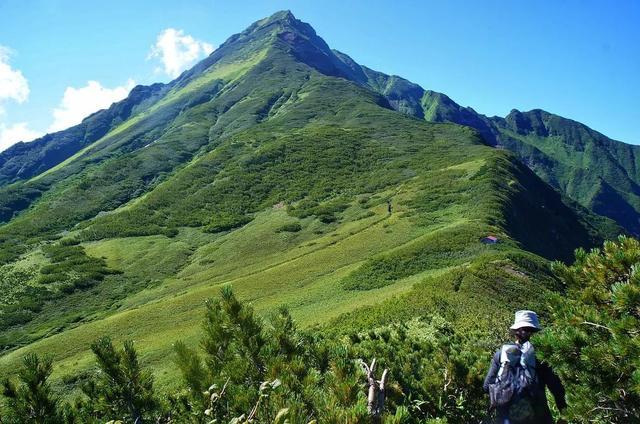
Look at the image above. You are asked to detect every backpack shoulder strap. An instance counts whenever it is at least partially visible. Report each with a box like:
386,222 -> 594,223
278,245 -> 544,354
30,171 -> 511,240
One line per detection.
497,344 -> 519,379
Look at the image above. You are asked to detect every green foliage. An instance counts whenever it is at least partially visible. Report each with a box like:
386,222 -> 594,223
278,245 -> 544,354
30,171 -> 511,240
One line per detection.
342,223 -> 492,290
1,339 -> 160,423
167,286 -> 525,423
346,317 -> 488,423
37,244 -> 115,291
536,236 -> 640,423
288,198 -> 350,222
172,286 -> 369,423
274,222 -> 302,233
0,243 -> 116,348
330,250 -> 556,346
1,353 -> 61,423
0,183 -> 44,224
0,283 -> 543,423
77,209 -> 178,241
204,213 -> 253,233
0,264 -> 41,330
79,337 -> 158,423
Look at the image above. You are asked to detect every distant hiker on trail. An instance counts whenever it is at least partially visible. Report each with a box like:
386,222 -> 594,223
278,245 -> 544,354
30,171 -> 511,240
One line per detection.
387,199 -> 392,214
483,310 -> 567,424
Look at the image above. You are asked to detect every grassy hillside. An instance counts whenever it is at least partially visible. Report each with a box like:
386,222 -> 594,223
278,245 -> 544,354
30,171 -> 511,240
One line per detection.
0,10 -> 620,406
416,90 -> 640,235
326,47 -> 640,235
0,145 -> 581,393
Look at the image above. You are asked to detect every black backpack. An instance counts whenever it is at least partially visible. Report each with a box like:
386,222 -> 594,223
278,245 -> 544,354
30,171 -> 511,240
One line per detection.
488,347 -> 538,410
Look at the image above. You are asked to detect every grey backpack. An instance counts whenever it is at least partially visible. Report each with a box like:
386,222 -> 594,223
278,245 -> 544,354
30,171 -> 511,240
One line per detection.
488,345 -> 537,409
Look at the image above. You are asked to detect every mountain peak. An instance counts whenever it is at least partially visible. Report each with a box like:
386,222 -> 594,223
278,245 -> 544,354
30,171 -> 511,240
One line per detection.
504,108 -> 550,136
243,9 -> 311,37
263,9 -> 296,24
235,11 -> 368,82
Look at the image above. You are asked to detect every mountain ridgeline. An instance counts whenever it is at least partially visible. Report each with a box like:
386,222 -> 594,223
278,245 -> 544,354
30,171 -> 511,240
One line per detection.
0,16 -> 634,236
362,81 -> 640,235
0,10 -> 627,419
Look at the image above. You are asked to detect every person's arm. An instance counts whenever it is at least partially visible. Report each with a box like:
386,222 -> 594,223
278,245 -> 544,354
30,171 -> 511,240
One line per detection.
538,360 -> 567,411
483,351 -> 500,393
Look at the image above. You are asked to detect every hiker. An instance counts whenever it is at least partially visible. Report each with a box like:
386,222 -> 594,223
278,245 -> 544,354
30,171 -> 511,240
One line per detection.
483,310 -> 567,424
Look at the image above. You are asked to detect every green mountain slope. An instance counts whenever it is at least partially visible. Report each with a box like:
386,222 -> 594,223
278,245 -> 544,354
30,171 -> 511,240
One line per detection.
491,109 -> 640,234
0,83 -> 169,186
362,79 -> 640,234
0,11 -> 620,396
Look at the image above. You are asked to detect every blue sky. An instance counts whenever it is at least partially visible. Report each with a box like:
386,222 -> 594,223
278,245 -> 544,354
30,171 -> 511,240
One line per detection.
0,0 -> 638,151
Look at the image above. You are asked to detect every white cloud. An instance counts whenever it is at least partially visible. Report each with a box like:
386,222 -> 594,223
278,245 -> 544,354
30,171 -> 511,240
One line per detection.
0,46 -> 139,151
0,122 -> 42,152
0,45 -> 29,108
48,79 -> 136,132
149,28 -> 214,78
0,46 -> 36,152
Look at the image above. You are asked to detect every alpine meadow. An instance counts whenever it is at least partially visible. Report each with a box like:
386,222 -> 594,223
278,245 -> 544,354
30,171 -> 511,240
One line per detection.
0,10 -> 638,424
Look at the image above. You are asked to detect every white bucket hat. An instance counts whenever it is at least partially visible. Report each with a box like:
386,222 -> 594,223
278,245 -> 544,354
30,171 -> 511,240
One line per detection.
510,310 -> 542,331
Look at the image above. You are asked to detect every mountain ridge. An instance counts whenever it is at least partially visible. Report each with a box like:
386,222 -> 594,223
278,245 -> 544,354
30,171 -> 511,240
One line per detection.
0,82 -> 169,185
416,92 -> 640,233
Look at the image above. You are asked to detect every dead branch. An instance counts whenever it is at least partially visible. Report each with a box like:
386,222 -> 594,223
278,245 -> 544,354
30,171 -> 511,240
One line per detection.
361,358 -> 390,423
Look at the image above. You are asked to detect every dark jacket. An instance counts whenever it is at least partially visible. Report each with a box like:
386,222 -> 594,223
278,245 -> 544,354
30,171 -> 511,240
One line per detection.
483,349 -> 567,424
